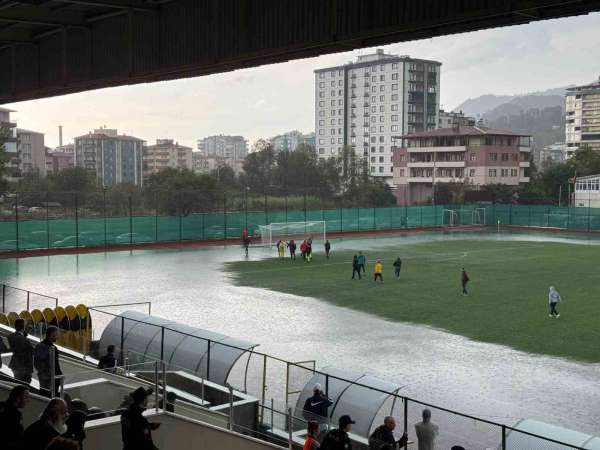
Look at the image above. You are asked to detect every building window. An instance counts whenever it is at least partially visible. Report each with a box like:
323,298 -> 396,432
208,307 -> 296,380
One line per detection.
391,115 -> 398,122
331,129 -> 335,135
338,99 -> 343,105
380,85 -> 385,92
319,129 -> 324,135
331,81 -> 335,87
392,94 -> 399,101
371,157 -> 376,163
392,63 -> 398,69
371,126 -> 377,132
380,75 -> 385,81
489,153 -> 498,161
319,91 -> 324,98
379,126 -> 384,132
319,120 -> 324,126
391,125 -> 398,132
319,73 -> 325,79
470,153 -> 476,161
372,76 -> 377,82
331,100 -> 336,106
392,84 -> 398,90
339,109 -> 343,115
371,146 -> 376,153
391,105 -> 398,111
392,73 -> 398,80
371,106 -> 377,113
379,166 -> 384,173
370,166 -> 375,172
319,148 -> 325,154
501,153 -> 509,161
379,146 -> 384,152
330,119 -> 335,125
469,169 -> 475,177
371,137 -> 377,143
338,89 -> 343,96
488,169 -> 497,177
319,111 -> 325,117
501,169 -> 509,177
319,82 -> 325,88
380,105 -> 385,112
511,169 -> 518,176
338,138 -> 343,143
379,136 -> 385,143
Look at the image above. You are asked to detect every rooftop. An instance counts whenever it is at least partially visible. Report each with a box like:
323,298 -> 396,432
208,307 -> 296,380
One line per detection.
398,126 -> 529,139
315,48 -> 441,73
566,76 -> 600,92
74,131 -> 144,142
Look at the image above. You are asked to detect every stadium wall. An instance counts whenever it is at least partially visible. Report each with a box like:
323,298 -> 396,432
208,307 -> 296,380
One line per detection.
1,204 -> 599,254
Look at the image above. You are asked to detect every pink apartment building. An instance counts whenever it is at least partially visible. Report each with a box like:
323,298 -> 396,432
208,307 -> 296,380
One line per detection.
392,126 -> 531,205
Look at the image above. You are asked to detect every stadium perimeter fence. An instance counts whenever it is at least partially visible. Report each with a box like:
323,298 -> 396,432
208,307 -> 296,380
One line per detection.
3,190 -> 600,252
81,307 -> 587,450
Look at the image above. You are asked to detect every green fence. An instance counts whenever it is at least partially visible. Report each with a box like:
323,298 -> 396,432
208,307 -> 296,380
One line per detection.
1,195 -> 599,252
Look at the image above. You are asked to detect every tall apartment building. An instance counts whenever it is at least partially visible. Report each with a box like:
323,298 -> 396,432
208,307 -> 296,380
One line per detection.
0,107 -> 19,181
197,135 -> 248,160
17,129 -> 46,177
566,76 -> 600,152
192,152 -> 244,175
269,130 -> 316,152
393,126 -> 531,205
143,139 -> 193,179
74,128 -> 145,187
315,49 -> 441,181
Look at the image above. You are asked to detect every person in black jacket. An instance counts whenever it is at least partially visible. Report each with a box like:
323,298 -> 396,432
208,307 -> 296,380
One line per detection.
121,387 -> 160,450
34,326 -> 62,397
303,383 -> 333,433
24,398 -> 68,450
8,318 -> 34,383
64,409 -> 87,450
321,415 -> 355,450
324,240 -> 331,259
369,416 -> 408,450
352,255 -> 361,280
97,344 -> 117,373
0,385 -> 30,450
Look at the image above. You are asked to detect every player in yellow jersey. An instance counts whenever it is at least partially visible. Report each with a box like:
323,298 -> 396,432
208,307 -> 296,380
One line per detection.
374,259 -> 383,282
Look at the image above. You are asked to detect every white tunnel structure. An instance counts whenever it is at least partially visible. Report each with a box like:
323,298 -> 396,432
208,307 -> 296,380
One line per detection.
99,310 -> 257,386
503,419 -> 600,450
294,366 -> 401,438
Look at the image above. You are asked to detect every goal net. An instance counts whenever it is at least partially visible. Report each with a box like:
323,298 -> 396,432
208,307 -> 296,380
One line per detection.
257,221 -> 326,247
443,208 -> 486,226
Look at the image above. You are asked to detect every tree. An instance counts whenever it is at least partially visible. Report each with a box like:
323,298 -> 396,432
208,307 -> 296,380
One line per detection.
241,145 -> 275,191
0,125 -> 11,192
49,167 -> 97,192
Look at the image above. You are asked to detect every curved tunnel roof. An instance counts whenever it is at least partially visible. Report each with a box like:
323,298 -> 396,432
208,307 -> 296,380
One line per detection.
99,310 -> 257,386
504,419 -> 600,450
294,366 -> 401,438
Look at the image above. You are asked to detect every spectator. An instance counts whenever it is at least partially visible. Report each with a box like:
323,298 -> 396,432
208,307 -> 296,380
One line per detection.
34,326 -> 63,397
304,420 -> 321,450
121,387 -> 160,450
369,416 -> 408,449
64,410 -> 87,449
69,399 -> 88,414
302,383 -> 333,433
0,385 -> 30,450
97,345 -> 117,373
8,318 -> 34,383
320,414 -> 355,450
414,409 -> 438,450
24,398 -> 69,450
45,437 -> 80,450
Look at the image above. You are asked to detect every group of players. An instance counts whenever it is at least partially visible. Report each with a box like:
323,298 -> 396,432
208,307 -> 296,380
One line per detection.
275,236 -> 332,261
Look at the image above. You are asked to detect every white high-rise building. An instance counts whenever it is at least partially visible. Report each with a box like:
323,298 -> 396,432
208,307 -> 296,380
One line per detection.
566,76 -> 600,153
314,49 -> 441,181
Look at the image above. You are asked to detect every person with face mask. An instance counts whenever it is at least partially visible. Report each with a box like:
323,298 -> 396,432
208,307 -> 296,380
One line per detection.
0,385 -> 31,450
121,387 -> 160,450
24,397 -> 69,450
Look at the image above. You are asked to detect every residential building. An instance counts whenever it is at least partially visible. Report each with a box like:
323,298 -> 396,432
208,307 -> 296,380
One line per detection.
574,174 -> 600,207
315,49 -> 441,181
539,142 -> 568,167
566,76 -> 600,152
74,127 -> 145,187
269,131 -> 316,152
45,147 -> 74,175
143,139 -> 193,178
17,128 -> 46,177
197,135 -> 248,160
192,152 -> 244,175
438,109 -> 476,128
392,126 -> 531,205
0,107 -> 19,181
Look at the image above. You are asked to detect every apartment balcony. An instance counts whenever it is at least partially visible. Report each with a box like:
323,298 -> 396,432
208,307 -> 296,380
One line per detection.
520,177 -> 530,183
408,176 -> 433,183
351,104 -> 357,109
363,133 -> 369,137
363,93 -> 369,98
407,161 -> 466,168
363,102 -> 369,107
351,123 -> 356,128
351,84 -> 357,88
407,146 -> 466,153
351,94 -> 357,99
363,123 -> 369,127
364,83 -> 370,88
519,146 -> 531,152
519,161 -> 530,168
364,112 -> 370,117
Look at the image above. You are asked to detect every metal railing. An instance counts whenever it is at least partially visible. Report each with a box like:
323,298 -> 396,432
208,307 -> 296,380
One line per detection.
87,307 -> 588,450
1,282 -> 59,312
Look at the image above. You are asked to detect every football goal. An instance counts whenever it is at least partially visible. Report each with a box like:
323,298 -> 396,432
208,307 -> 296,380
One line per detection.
443,208 -> 486,226
257,221 -> 326,247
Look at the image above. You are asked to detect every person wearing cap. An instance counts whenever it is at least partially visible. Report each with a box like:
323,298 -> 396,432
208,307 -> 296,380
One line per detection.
369,416 -> 408,450
303,383 -> 333,434
414,409 -> 438,450
320,414 -> 355,450
121,387 -> 160,450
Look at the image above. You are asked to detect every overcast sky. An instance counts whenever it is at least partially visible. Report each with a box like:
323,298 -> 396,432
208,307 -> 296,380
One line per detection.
4,12 -> 600,149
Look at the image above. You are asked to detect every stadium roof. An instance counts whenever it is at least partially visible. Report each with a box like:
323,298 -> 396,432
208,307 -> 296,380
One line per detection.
398,126 -> 529,139
1,1 -> 600,103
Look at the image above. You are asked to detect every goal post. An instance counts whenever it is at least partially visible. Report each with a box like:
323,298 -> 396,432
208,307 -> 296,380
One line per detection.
257,221 -> 326,247
442,209 -> 459,226
443,208 -> 486,226
472,208 -> 486,225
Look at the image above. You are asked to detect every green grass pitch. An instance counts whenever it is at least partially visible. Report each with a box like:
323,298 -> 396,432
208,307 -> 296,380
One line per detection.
226,239 -> 600,362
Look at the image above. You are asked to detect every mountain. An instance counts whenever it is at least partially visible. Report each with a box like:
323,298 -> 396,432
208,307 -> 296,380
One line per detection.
454,86 -> 573,118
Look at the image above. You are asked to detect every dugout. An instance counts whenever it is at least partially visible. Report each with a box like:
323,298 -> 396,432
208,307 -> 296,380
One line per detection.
503,419 -> 600,449
294,366 -> 401,438
99,310 -> 257,386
